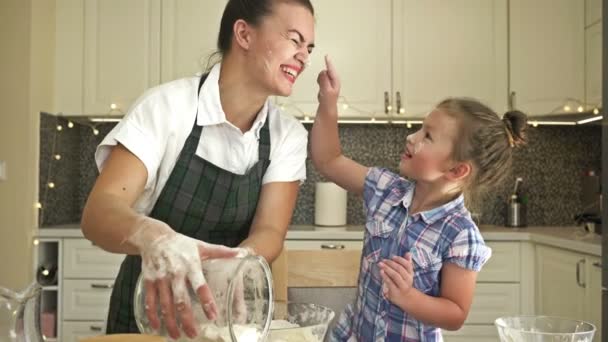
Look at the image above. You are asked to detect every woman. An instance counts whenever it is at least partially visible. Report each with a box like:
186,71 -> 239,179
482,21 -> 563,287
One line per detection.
81,0 -> 315,339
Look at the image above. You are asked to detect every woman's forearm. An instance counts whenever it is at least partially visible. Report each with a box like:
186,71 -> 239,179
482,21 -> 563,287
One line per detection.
81,191 -> 142,255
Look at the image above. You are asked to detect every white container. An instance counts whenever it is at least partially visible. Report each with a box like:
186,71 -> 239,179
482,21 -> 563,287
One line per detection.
314,182 -> 347,227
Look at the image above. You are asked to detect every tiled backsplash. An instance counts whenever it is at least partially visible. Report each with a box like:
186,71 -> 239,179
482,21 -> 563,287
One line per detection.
39,113 -> 601,228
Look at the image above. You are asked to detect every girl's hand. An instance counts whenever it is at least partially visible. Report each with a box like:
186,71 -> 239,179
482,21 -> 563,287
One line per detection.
378,252 -> 414,306
316,55 -> 341,114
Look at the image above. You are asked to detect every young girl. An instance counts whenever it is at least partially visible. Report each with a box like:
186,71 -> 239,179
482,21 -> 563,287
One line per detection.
312,56 -> 527,341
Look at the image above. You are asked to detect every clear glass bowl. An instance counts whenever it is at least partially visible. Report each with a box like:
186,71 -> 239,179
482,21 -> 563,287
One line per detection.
134,255 -> 274,342
268,302 -> 335,342
495,316 -> 596,342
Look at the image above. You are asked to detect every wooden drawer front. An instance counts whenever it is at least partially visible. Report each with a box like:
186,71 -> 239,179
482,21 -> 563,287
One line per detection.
466,283 -> 520,324
63,239 -> 124,279
443,324 -> 499,341
287,249 -> 362,287
478,242 -> 520,282
284,240 -> 363,250
62,279 -> 114,321
62,321 -> 105,342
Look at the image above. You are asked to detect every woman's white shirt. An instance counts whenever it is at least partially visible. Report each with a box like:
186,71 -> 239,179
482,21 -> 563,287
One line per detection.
95,64 -> 308,215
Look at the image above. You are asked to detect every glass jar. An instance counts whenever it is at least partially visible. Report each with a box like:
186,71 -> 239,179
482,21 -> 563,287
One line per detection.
0,281 -> 43,342
133,255 -> 274,342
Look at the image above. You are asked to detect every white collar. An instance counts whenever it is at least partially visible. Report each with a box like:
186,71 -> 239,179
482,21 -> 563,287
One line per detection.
196,63 -> 270,138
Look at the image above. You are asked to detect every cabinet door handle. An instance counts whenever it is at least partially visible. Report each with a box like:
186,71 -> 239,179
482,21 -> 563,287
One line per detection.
508,91 -> 517,111
593,262 -> 602,268
91,283 -> 113,289
90,326 -> 103,332
321,244 -> 345,250
396,91 -> 403,114
576,259 -> 586,288
384,91 -> 392,114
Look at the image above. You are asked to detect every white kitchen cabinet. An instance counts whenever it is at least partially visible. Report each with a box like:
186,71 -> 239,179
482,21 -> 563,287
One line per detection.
83,0 -> 161,115
509,0 -> 585,115
54,0 -> 161,115
62,321 -> 105,342
160,0 -> 226,82
586,22 -> 602,109
586,256 -> 602,341
393,0 -> 508,117
536,245 -> 586,319
442,325 -> 500,342
278,0 -> 393,118
586,0 -> 602,27
35,237 -> 123,341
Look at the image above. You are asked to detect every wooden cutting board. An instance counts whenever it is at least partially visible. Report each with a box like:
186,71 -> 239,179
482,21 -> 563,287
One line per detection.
79,334 -> 165,342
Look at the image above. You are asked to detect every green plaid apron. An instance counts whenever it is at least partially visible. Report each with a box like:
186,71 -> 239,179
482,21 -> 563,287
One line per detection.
106,74 -> 271,333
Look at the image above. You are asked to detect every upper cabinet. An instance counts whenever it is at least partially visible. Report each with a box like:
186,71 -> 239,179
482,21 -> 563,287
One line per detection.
277,0 -> 393,118
586,22 -> 602,110
160,0 -> 225,83
51,0 -> 598,119
393,0 -> 508,117
586,0 -> 602,27
55,0 -> 161,115
509,0 -> 585,115
83,0 -> 161,115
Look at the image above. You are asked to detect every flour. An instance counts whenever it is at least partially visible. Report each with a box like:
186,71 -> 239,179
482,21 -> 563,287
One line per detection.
190,320 -> 322,342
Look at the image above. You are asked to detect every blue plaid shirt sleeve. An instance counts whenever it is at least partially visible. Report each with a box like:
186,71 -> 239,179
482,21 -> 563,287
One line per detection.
443,226 -> 492,271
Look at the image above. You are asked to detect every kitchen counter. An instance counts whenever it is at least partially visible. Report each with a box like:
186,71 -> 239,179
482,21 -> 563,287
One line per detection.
287,224 -> 602,256
37,223 -> 601,256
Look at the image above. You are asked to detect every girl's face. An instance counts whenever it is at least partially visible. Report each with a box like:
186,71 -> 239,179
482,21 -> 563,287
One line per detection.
246,3 -> 315,96
399,109 -> 461,182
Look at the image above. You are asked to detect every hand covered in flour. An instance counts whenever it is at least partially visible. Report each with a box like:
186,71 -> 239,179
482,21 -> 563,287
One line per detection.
316,55 -> 341,115
127,216 -> 241,340
378,252 -> 414,307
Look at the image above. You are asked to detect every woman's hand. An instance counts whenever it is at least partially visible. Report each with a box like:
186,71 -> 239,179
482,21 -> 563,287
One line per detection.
378,253 -> 415,307
316,55 -> 341,115
128,216 -> 240,339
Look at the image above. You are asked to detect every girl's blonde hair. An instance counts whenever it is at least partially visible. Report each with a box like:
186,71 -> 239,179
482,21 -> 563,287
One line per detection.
437,98 -> 528,199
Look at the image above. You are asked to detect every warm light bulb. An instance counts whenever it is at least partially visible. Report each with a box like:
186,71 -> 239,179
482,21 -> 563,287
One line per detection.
342,103 -> 349,110
33,239 -> 39,246
564,105 -> 571,112
593,108 -> 600,115
577,106 -> 584,113
110,103 -> 118,110
42,269 -> 49,276
67,121 -> 74,128
532,122 -> 539,127
48,182 -> 55,189
35,202 -> 42,209
93,128 -> 99,136
407,122 -> 412,128
387,105 -> 393,111
399,108 -> 405,114
54,154 -> 61,160
56,125 -> 63,131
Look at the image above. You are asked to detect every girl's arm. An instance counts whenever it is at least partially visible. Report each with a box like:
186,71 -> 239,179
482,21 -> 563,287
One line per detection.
381,258 -> 478,330
311,56 -> 369,196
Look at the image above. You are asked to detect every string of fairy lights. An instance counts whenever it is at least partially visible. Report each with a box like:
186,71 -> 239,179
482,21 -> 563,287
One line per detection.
36,105 -> 125,223
35,96 -> 602,221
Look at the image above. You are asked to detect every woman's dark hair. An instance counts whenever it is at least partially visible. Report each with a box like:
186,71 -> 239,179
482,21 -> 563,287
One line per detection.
218,0 -> 314,55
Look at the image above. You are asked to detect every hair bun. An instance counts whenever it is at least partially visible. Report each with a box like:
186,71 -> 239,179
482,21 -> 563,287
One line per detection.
503,110 -> 528,147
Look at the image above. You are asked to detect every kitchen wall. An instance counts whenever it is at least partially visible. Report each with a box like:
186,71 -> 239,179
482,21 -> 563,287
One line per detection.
0,0 -> 54,289
39,113 -> 601,228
